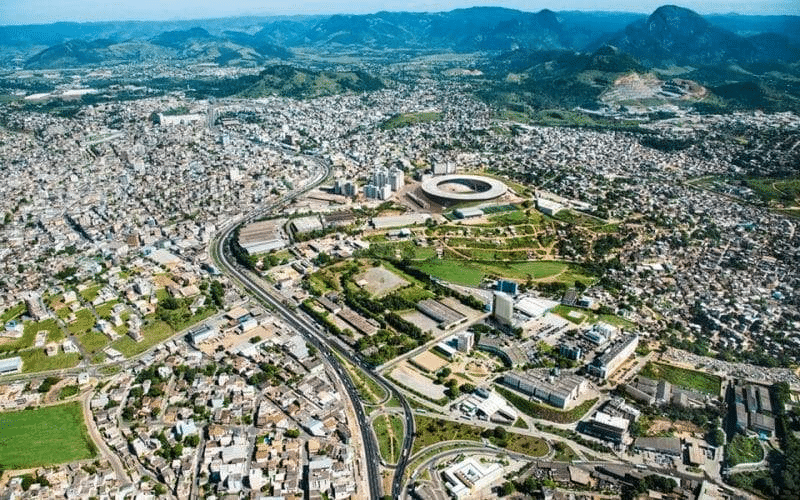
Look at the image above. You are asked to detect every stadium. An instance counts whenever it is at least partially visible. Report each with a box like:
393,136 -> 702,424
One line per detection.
420,174 -> 507,205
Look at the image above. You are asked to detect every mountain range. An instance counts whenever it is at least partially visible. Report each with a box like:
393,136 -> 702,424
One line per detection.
2,6 -> 798,70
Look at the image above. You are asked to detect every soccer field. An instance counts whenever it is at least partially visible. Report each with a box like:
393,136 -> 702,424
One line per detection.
0,402 -> 96,469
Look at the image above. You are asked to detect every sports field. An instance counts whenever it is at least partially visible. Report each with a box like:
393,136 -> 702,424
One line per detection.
0,402 -> 96,469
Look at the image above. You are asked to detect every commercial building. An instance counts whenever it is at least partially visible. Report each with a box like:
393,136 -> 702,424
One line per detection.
586,334 -> 639,379
493,292 -> 514,326
515,296 -> 558,319
188,324 -> 218,345
500,371 -> 587,409
0,356 -> 22,375
443,457 -> 504,499
536,198 -> 564,216
579,411 -> 629,443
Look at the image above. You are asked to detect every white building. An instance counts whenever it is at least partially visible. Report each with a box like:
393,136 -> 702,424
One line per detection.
443,457 -> 504,499
0,356 -> 22,375
493,292 -> 514,326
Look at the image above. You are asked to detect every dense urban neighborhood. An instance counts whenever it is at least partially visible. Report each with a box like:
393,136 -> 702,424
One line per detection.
1,3 -> 800,500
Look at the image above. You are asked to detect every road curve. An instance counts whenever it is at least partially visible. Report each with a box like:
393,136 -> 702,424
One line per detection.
212,155 -> 416,499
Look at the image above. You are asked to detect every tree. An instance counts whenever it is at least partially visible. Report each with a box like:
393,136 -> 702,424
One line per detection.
499,481 -> 515,497
285,428 -> 300,438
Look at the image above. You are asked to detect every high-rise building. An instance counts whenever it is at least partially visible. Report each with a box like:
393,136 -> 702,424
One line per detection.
493,292 -> 514,326
389,167 -> 404,191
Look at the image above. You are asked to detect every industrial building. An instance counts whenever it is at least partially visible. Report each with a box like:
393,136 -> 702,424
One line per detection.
0,356 -> 22,375
188,324 -> 218,345
500,371 -> 587,409
417,299 -> 466,329
586,334 -> 639,379
237,219 -> 287,254
289,215 -> 324,235
633,437 -> 682,457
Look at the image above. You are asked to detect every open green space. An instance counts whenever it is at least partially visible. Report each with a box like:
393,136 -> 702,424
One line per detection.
59,384 -> 80,399
20,350 -> 81,373
111,320 -> 173,358
0,402 -> 96,469
553,305 -> 636,329
373,414 -> 404,463
94,300 -> 119,320
67,309 -> 95,335
381,111 -> 442,130
725,435 -> 764,466
76,330 -> 110,356
0,318 -> 64,354
639,362 -> 721,395
1,303 -> 26,324
79,284 -> 102,303
413,258 -> 585,287
413,415 -> 548,457
552,441 -> 579,462
496,387 -> 597,424
746,177 -> 800,204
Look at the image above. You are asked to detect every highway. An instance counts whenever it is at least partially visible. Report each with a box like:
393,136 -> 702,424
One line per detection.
211,154 -> 415,499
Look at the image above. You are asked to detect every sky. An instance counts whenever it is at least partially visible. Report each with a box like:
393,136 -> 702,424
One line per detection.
1,0 -> 798,25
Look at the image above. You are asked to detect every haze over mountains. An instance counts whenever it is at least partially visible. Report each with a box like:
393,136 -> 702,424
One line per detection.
2,5 -> 799,113
2,5 -> 798,69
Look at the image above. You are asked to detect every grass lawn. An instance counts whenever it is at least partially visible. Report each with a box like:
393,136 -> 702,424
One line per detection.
0,402 -> 96,469
67,309 -> 95,335
414,259 -> 583,287
94,300 -> 119,320
110,320 -> 173,358
19,350 -> 81,373
413,415 -> 548,457
381,111 -> 442,130
496,387 -> 597,424
76,330 -> 110,356
79,284 -> 102,303
639,362 -> 721,395
373,414 -> 402,463
29,318 -> 65,343
725,435 -> 764,466
1,303 -> 26,324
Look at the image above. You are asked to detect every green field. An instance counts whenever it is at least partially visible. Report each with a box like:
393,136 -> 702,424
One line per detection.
413,415 -> 548,457
1,303 -> 26,324
67,309 -> 96,335
79,284 -> 102,303
413,258 -> 580,287
639,362 -> 721,395
0,402 -> 96,469
20,350 -> 81,373
94,300 -> 119,320
110,320 -> 173,358
746,177 -> 800,204
496,387 -> 597,424
373,414 -> 404,463
76,330 -> 110,356
381,111 -> 442,130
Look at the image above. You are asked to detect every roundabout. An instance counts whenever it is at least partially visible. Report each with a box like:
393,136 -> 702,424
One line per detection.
420,174 -> 507,205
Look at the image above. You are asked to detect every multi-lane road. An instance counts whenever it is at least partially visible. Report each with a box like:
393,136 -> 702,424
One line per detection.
212,155 -> 415,499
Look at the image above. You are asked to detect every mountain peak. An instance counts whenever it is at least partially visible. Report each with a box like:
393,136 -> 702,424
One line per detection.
647,5 -> 708,34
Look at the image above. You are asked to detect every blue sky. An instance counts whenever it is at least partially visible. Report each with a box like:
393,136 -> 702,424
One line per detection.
1,0 -> 798,25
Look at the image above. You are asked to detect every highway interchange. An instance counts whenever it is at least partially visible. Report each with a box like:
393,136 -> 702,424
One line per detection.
211,155 -> 415,499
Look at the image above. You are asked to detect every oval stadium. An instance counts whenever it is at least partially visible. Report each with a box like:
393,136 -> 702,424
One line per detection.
420,174 -> 507,205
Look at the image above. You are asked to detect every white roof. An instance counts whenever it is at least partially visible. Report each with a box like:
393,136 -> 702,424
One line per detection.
515,296 -> 558,318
